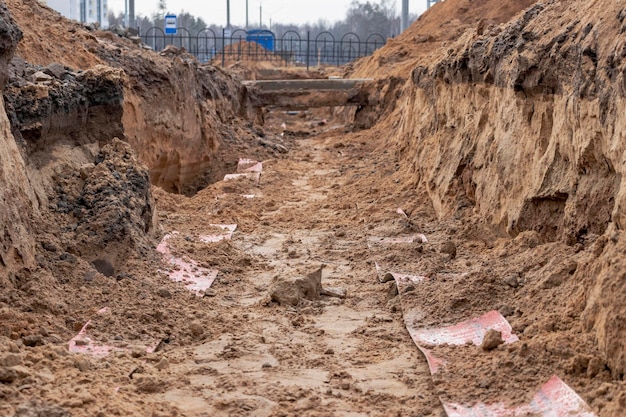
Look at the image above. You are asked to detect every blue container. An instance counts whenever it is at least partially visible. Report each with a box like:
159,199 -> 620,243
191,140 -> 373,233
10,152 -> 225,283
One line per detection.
246,30 -> 275,51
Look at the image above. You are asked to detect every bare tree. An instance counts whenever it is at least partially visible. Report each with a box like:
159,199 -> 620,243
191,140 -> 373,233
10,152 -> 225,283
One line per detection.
156,0 -> 167,20
108,11 -> 125,27
345,0 -> 400,39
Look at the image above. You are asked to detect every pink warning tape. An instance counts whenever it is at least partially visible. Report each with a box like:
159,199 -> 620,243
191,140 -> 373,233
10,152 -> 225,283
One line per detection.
416,346 -> 447,374
223,172 -> 261,182
216,193 -> 257,200
199,224 -> 237,243
442,375 -> 597,417
396,207 -> 409,218
68,310 -> 160,357
375,262 -> 429,284
237,158 -> 263,172
405,310 -> 518,374
68,320 -> 112,357
374,263 -> 596,416
367,234 -> 428,245
409,310 -> 519,348
157,232 -> 220,295
224,158 -> 264,182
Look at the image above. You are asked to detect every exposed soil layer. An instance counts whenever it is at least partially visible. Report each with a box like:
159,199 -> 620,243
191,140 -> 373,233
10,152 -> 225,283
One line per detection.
0,0 -> 624,416
362,0 -> 626,383
6,0 -> 286,196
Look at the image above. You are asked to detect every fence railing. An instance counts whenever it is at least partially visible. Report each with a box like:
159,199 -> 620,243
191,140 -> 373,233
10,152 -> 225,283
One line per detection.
141,28 -> 387,69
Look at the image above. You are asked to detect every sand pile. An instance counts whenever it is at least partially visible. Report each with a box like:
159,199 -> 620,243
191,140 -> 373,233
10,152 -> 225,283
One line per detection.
216,40 -> 288,67
348,0 -> 537,79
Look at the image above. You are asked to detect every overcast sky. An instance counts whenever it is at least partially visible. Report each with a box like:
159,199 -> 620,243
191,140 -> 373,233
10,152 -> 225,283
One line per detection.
108,0 -> 429,27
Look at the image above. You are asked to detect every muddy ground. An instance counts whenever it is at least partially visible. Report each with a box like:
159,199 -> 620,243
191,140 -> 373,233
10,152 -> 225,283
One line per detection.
1,107 -> 623,417
0,0 -> 626,416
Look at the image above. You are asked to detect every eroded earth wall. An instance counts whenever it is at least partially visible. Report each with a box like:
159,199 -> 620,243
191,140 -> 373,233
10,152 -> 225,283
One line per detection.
120,50 -> 253,195
0,4 -> 38,277
6,0 -> 264,196
391,0 -> 626,376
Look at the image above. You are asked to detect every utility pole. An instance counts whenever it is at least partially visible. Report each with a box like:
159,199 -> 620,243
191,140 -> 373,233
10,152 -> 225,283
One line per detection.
259,2 -> 263,28
246,0 -> 249,28
401,0 -> 409,32
129,0 -> 135,27
226,0 -> 231,28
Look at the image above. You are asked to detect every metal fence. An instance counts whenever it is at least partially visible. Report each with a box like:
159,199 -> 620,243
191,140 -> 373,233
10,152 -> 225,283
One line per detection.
141,28 -> 387,69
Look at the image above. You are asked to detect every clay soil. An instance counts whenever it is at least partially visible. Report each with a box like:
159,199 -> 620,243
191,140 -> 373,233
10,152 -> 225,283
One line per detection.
1,0 -> 626,416
0,109 -> 622,416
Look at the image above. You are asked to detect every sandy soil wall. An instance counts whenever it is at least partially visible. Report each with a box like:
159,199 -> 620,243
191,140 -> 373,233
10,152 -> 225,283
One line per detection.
390,1 -> 626,376
119,49 -> 254,195
0,3 -> 39,277
4,0 -> 266,197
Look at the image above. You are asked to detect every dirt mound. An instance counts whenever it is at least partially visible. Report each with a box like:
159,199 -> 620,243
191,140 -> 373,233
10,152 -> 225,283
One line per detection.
215,40 -> 288,67
228,62 -> 329,82
0,3 -> 38,277
5,62 -> 125,153
45,138 -> 155,273
6,0 -> 103,69
341,0 -> 538,131
349,0 -> 537,79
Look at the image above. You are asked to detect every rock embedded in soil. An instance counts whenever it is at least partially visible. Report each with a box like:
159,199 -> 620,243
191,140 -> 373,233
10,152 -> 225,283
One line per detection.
83,270 -> 97,282
269,266 -> 324,306
0,367 -> 18,383
14,400 -> 70,417
503,274 -> 519,288
73,357 -> 92,372
481,329 -> 505,351
499,305 -> 515,317
155,358 -> 169,370
540,260 -> 578,289
157,288 -> 172,298
0,353 -> 21,367
134,376 -> 166,394
189,321 -> 205,338
440,241 -> 457,259
22,334 -> 44,347
42,62 -> 66,79
203,288 -> 217,297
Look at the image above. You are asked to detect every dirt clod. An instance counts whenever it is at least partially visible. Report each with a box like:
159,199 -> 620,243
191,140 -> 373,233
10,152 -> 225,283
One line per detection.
440,241 -> 457,259
503,274 -> 519,288
269,266 -> 324,306
481,329 -> 505,351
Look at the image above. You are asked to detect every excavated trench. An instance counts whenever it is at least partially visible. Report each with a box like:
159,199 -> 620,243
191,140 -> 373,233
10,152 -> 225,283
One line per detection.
0,0 -> 625,416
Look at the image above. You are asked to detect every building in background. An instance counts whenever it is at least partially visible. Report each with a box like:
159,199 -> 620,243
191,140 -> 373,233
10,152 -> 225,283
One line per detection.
43,0 -> 108,28
43,0 -> 79,20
